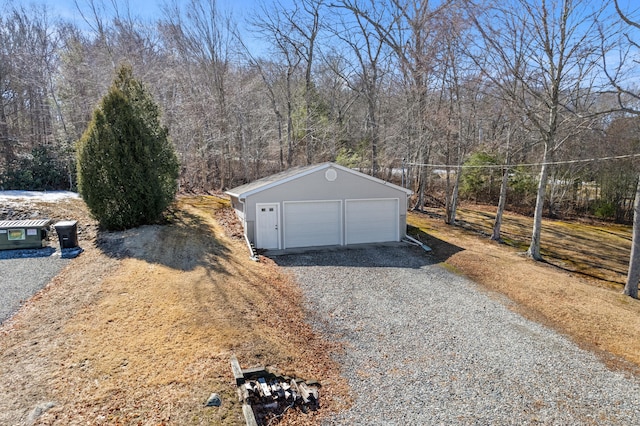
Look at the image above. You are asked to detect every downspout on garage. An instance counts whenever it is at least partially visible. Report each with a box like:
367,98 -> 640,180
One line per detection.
239,198 -> 259,261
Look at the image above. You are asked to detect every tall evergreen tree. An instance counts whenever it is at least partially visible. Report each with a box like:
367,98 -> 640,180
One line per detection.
76,65 -> 179,230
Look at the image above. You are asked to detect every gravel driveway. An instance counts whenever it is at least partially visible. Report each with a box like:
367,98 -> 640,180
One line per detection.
275,245 -> 640,425
0,251 -> 70,324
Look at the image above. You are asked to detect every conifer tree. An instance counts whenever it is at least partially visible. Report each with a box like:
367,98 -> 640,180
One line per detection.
77,65 -> 179,230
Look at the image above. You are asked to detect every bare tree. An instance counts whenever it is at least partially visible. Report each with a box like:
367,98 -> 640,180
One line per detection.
248,3 -> 303,168
491,124 -> 513,240
0,5 -> 18,169
437,7 -> 481,225
312,53 -> 359,163
471,0 -> 607,260
626,176 -> 640,298
603,0 -> 640,298
490,116 -> 531,241
234,27 -> 287,171
339,0 -> 460,209
160,0 -> 234,190
330,1 -> 393,176
0,4 -> 59,171
293,0 -> 324,165
254,0 -> 325,165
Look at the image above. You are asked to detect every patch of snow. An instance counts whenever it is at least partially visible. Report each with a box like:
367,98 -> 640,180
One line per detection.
0,190 -> 80,202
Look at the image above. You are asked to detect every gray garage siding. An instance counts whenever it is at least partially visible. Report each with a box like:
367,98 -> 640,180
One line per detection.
244,168 -> 407,240
227,163 -> 412,249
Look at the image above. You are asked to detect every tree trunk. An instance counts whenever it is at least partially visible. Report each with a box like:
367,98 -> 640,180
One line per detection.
286,76 -> 294,167
369,97 -> 379,177
445,164 -> 452,221
624,175 -> 640,299
446,120 -> 464,225
492,165 -> 509,241
0,101 -> 13,169
415,165 -> 425,211
447,164 -> 462,225
527,146 -> 550,260
276,110 -> 284,170
492,127 -> 511,241
413,143 -> 430,211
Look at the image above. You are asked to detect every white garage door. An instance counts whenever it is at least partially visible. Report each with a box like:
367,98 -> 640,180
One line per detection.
284,201 -> 342,248
346,198 -> 399,245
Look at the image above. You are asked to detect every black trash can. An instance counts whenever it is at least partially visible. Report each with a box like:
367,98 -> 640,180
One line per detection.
54,220 -> 79,249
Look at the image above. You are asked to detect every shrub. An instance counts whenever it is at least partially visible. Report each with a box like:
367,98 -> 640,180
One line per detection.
508,166 -> 538,206
335,147 -> 363,169
460,152 -> 502,203
76,65 -> 179,230
1,145 -> 73,191
593,200 -> 617,220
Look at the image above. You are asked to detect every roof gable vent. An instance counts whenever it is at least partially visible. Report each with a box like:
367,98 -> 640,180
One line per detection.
325,168 -> 337,182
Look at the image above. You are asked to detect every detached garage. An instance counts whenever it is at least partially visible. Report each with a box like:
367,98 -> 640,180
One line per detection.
226,162 -> 412,252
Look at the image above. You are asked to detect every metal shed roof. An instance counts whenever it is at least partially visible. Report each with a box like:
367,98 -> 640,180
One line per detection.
0,219 -> 51,228
226,162 -> 412,199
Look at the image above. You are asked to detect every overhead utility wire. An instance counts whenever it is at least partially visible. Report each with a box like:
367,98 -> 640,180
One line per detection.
405,153 -> 640,169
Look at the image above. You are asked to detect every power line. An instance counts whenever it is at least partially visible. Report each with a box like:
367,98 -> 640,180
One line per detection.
405,153 -> 640,169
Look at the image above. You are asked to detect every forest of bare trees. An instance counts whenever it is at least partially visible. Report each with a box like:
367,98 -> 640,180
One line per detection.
1,0 -> 639,225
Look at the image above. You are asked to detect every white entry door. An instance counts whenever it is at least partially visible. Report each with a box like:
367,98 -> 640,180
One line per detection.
256,203 -> 279,249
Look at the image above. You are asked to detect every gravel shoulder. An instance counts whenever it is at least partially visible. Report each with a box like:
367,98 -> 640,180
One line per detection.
275,245 -> 640,425
0,253 -> 71,324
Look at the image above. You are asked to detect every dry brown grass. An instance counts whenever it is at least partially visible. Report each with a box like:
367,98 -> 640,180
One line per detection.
408,205 -> 640,372
0,196 -> 349,425
3,195 -> 639,424
453,205 -> 632,285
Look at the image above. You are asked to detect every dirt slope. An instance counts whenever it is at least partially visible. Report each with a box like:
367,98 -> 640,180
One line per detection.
0,196 -> 348,425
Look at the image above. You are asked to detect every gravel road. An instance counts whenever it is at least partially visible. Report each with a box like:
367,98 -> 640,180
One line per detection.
0,250 -> 70,324
275,244 -> 640,425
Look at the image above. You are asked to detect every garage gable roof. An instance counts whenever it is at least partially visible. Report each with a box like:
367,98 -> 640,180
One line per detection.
226,162 -> 412,199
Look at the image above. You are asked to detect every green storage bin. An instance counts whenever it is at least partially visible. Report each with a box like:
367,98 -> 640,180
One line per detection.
0,219 -> 51,250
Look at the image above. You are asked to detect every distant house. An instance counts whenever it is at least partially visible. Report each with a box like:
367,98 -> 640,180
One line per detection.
226,162 -> 413,251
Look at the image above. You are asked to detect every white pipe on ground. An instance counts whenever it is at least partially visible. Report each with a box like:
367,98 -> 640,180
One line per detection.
403,235 -> 432,252
238,198 -> 259,261
245,233 -> 259,261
